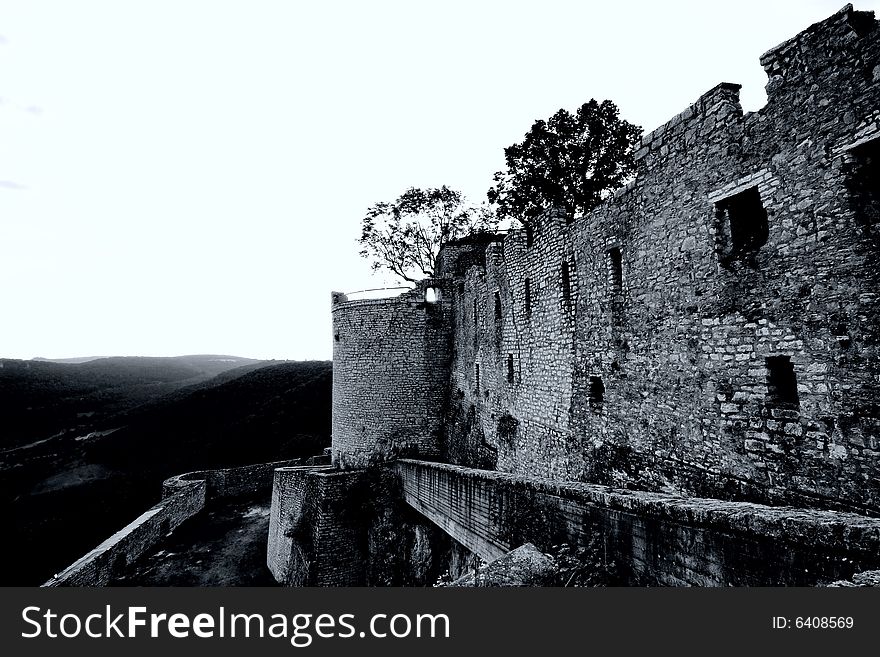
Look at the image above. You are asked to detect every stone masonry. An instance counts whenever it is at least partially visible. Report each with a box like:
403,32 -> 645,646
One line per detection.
270,5 -> 880,587
440,4 -> 880,512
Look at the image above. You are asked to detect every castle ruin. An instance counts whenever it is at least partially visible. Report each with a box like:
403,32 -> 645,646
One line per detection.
268,5 -> 880,587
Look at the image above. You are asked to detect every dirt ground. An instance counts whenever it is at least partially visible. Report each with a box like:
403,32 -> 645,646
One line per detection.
112,498 -> 279,586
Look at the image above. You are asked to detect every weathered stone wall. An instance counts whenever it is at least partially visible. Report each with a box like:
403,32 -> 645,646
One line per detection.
267,464 -> 452,586
45,458 -> 317,587
43,479 -> 206,587
443,4 -> 880,512
162,457 -> 315,501
330,279 -> 455,469
397,459 -> 880,586
267,466 -> 365,585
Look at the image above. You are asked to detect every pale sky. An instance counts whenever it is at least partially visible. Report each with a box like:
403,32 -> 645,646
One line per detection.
1,0 -> 876,360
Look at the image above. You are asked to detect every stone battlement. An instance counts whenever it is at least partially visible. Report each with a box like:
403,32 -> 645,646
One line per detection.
331,4 -> 880,512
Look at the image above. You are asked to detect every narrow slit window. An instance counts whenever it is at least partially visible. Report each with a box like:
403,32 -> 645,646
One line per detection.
524,278 -> 532,316
588,376 -> 605,412
561,262 -> 571,303
507,354 -> 515,384
765,356 -> 799,406
607,247 -> 622,293
494,291 -> 502,322
526,225 -> 534,248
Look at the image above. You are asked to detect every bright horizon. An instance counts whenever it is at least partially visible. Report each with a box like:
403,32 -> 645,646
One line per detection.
2,0 -> 876,361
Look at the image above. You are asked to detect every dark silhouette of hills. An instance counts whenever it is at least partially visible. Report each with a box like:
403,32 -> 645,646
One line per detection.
0,358 -> 332,585
0,355 -> 265,450
32,356 -> 107,364
87,360 -> 332,476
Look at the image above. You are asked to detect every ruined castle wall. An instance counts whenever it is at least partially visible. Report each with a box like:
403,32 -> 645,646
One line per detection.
162,458 -> 310,501
397,459 -> 880,586
266,466 -> 366,586
43,479 -> 206,587
331,281 -> 454,468
46,459 -> 314,587
445,5 -> 880,511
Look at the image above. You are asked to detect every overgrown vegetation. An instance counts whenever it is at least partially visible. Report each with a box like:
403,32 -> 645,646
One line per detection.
496,413 -> 519,447
549,537 -> 620,587
358,186 -> 498,284
342,466 -> 447,586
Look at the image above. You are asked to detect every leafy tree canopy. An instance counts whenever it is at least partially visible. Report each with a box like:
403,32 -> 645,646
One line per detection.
487,99 -> 642,223
359,186 -> 497,284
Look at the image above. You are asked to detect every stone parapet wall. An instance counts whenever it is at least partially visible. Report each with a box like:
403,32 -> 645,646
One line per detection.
43,479 -> 206,587
267,466 -> 366,586
397,459 -> 880,586
162,457 -> 319,501
44,458 -> 317,587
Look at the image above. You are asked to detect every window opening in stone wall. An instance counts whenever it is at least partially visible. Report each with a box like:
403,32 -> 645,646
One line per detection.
765,356 -> 799,407
425,287 -> 438,304
507,354 -> 515,384
494,291 -> 502,322
588,376 -> 605,412
475,364 -> 481,392
524,278 -> 532,316
848,137 -> 880,242
715,186 -> 769,263
561,262 -> 571,303
607,247 -> 623,293
526,224 -> 534,248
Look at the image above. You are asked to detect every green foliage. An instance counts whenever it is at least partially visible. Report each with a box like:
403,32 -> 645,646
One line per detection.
550,537 -> 620,587
487,99 -> 642,222
344,466 -> 432,586
359,186 -> 498,283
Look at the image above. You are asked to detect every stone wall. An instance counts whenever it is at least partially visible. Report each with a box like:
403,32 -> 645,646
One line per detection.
267,466 -> 366,586
330,279 -> 455,468
43,479 -> 206,587
397,459 -> 880,586
443,4 -> 880,512
267,464 -> 451,586
162,457 -> 326,501
44,458 -> 314,587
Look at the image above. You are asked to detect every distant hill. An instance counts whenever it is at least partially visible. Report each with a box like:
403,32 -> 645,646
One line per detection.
32,356 -> 107,364
0,355 -> 266,449
1,359 -> 332,585
87,360 -> 333,476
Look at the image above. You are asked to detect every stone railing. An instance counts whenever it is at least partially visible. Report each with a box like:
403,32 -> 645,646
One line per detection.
43,457 -> 322,587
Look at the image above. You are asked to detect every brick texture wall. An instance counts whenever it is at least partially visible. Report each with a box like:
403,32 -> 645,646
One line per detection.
397,459 -> 880,586
443,5 -> 880,512
331,280 -> 454,469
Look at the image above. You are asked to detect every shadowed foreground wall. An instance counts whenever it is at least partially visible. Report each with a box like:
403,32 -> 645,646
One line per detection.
396,459 -> 880,586
267,467 -> 366,585
44,459 -> 308,587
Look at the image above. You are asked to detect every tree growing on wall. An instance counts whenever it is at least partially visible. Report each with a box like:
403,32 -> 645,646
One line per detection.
487,99 -> 642,223
359,186 -> 498,284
